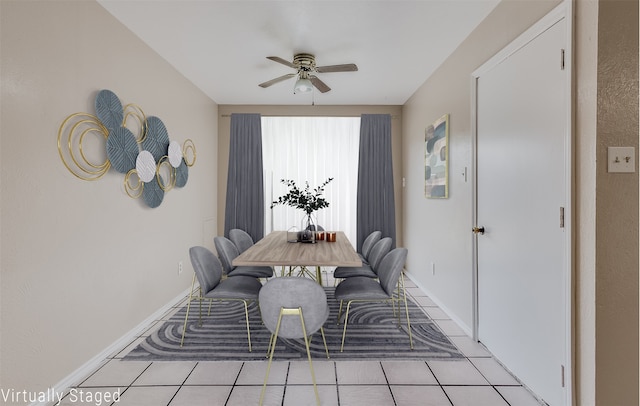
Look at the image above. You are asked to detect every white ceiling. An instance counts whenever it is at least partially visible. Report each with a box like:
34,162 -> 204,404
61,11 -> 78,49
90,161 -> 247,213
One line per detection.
97,0 -> 499,106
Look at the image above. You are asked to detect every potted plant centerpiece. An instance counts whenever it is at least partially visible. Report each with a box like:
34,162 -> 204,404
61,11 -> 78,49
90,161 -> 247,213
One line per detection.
271,178 -> 333,242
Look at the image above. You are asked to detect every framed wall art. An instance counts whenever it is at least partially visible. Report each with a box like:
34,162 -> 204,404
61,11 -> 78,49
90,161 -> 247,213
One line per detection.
425,114 -> 449,198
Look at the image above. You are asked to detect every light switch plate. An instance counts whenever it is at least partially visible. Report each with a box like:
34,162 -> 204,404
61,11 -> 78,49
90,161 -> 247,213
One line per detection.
607,147 -> 635,173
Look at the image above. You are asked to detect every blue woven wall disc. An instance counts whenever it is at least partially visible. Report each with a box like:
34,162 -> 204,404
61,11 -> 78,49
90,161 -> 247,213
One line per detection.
95,90 -> 123,131
106,127 -> 139,174
142,177 -> 164,208
143,116 -> 170,161
175,160 -> 189,188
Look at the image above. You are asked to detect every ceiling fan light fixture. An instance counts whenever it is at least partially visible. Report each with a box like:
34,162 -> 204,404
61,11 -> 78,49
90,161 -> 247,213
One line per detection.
294,78 -> 313,94
261,54 -> 356,94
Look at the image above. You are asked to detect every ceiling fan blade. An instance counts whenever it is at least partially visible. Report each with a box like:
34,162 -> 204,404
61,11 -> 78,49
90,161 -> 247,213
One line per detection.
259,73 -> 296,88
316,63 -> 358,73
266,56 -> 296,69
310,76 -> 331,93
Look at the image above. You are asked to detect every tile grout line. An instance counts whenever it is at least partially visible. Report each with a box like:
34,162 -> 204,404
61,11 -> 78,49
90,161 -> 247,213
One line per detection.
379,360 -> 398,406
224,362 -> 246,406
333,361 -> 341,406
280,362 -> 291,406
163,362 -> 199,406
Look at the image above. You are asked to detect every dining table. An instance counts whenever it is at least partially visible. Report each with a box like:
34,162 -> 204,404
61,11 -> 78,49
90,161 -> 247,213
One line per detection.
232,230 -> 362,285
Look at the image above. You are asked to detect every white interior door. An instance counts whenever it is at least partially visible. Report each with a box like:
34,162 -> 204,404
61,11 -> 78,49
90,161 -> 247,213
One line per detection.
474,10 -> 569,406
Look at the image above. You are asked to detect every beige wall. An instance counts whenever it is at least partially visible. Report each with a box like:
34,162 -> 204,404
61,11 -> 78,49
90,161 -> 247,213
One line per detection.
401,0 -> 562,332
217,105 -> 403,247
594,0 -> 639,405
402,0 -> 639,405
0,0 -> 218,392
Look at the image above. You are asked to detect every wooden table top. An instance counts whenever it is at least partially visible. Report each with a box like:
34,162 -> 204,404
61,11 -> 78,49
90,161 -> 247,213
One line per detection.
232,231 -> 362,267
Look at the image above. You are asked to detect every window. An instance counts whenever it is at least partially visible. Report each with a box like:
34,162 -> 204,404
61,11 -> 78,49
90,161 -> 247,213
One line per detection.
261,116 -> 360,245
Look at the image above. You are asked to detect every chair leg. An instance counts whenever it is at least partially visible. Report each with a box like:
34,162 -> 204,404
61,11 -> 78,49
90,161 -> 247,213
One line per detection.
400,273 -> 414,349
180,273 -> 197,347
389,279 -> 402,319
261,308 -> 322,406
320,327 -> 330,359
241,300 -> 252,352
392,286 -> 398,318
198,288 -> 203,326
265,333 -> 276,358
340,301 -> 353,352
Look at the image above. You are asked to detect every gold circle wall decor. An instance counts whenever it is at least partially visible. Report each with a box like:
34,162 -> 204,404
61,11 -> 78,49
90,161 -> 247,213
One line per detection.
123,103 -> 147,143
183,139 -> 196,167
124,169 -> 144,199
156,156 -> 176,192
58,90 -> 196,208
57,113 -> 111,181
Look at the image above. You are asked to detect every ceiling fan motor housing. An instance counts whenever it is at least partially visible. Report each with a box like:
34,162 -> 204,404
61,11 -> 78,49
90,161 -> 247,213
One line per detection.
293,54 -> 316,72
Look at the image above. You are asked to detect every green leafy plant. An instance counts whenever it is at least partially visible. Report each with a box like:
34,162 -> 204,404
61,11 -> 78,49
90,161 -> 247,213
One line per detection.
270,178 -> 334,215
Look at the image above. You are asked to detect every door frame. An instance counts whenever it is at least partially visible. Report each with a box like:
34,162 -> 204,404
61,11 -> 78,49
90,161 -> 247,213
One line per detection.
470,1 -> 574,404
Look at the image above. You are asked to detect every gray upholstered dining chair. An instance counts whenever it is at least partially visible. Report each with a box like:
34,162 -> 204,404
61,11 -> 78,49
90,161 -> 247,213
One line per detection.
359,230 -> 382,264
333,237 -> 392,280
181,246 -> 262,351
334,247 -> 412,352
229,228 -> 254,254
214,236 -> 274,279
258,277 -> 330,406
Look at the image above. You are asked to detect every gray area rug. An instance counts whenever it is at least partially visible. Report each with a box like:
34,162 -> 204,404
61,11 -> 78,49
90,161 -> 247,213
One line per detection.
123,287 -> 463,361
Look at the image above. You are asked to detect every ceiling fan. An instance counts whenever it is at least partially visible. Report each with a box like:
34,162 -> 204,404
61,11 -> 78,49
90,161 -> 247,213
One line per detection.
258,53 -> 358,94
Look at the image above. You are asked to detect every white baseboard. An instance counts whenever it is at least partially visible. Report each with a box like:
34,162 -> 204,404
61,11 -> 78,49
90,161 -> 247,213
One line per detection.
31,287 -> 191,406
404,272 -> 473,337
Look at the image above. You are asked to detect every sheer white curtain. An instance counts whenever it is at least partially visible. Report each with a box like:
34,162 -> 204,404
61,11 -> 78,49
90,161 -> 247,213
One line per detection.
262,116 -> 360,246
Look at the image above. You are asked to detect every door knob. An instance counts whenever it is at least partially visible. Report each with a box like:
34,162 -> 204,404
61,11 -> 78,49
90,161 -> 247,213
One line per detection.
472,226 -> 485,235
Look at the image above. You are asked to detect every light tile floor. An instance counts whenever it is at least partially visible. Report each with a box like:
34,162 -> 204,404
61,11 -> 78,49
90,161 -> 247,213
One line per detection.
51,276 -> 545,406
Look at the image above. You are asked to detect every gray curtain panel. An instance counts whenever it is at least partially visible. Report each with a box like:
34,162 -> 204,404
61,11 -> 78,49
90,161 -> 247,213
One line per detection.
357,114 -> 396,251
224,113 -> 264,240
